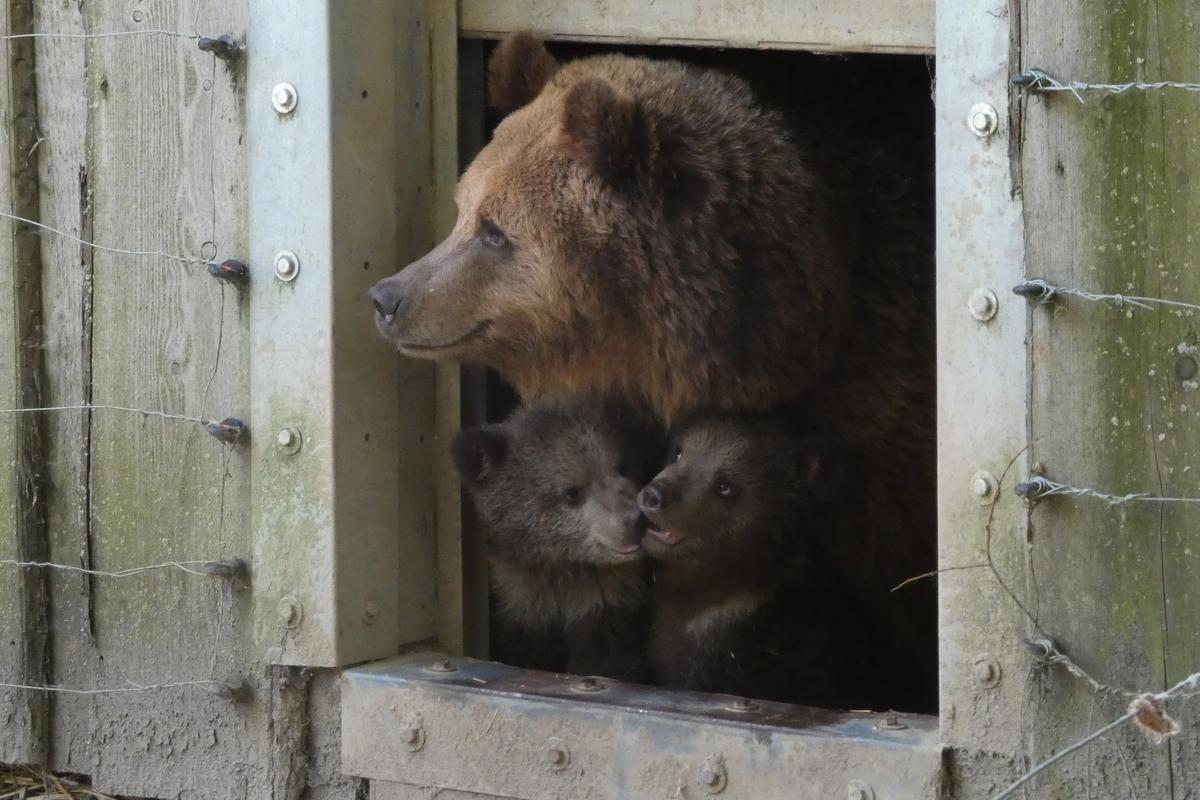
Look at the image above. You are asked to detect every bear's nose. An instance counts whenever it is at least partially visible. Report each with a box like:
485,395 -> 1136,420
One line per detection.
369,280 -> 403,319
638,484 -> 667,512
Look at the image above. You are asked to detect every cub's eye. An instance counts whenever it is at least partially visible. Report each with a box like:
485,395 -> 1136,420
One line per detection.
714,480 -> 735,499
480,219 -> 509,249
673,447 -> 683,463
563,487 -> 582,507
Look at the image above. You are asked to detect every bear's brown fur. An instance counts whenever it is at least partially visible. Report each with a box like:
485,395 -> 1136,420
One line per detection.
370,34 -> 935,699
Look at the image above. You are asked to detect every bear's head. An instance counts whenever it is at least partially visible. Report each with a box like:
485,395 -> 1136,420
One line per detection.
452,394 -> 664,568
368,34 -> 720,401
637,412 -> 841,571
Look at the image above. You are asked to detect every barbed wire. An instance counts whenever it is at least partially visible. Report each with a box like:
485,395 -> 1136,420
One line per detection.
0,558 -> 245,579
1014,278 -> 1200,314
1012,68 -> 1200,102
0,29 -> 200,42
1016,475 -> 1200,506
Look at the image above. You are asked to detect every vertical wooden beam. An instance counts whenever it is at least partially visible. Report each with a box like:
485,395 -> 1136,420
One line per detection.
0,0 -> 51,767
1020,0 -> 1200,794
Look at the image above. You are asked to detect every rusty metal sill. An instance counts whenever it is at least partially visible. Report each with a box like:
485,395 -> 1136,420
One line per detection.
342,654 -> 944,800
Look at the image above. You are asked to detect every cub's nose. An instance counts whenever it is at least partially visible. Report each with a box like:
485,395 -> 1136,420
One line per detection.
369,279 -> 403,319
638,484 -> 667,512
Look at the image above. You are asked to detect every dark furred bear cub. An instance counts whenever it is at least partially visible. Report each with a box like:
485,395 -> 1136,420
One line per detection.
452,394 -> 663,681
638,412 -> 887,710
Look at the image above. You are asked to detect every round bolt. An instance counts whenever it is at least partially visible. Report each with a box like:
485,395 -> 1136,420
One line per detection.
273,250 -> 300,283
847,780 -> 876,800
875,713 -> 908,732
546,738 -> 570,771
275,427 -> 302,455
131,9 -> 144,22
1175,355 -> 1198,381
971,471 -> 999,506
968,288 -> 999,322
277,596 -> 303,629
968,102 -> 999,137
725,698 -> 758,713
271,82 -> 298,114
974,657 -> 1002,689
363,598 -> 380,623
572,676 -> 605,693
424,659 -> 457,673
698,755 -> 727,794
400,713 -> 425,752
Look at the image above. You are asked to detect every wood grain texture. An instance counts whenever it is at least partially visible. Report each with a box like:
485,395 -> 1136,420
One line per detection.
1021,0 -> 1200,795
460,0 -> 934,54
0,0 -> 51,766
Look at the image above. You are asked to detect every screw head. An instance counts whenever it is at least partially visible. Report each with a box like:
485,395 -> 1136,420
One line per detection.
847,780 -> 876,800
546,738 -> 570,771
968,288 -> 999,322
400,713 -> 425,751
974,657 -> 1002,688
875,713 -> 908,731
968,102 -> 999,137
971,471 -> 999,505
572,676 -> 605,693
1176,355 -> 1198,381
275,427 -> 302,455
698,755 -> 727,794
273,251 -> 300,282
277,596 -> 303,629
271,82 -> 298,114
725,698 -> 758,713
424,659 -> 457,673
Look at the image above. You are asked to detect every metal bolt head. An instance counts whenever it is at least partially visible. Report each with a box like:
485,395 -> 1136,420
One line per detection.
424,659 -> 457,673
271,82 -> 298,114
968,102 -> 999,137
698,755 -> 727,794
277,596 -> 303,629
275,427 -> 302,455
725,698 -> 758,713
400,713 -> 425,752
968,288 -> 999,322
273,250 -> 300,283
971,471 -> 999,505
546,737 -> 570,771
363,598 -> 380,623
572,676 -> 605,693
1176,355 -> 1198,381
875,713 -> 908,731
974,657 -> 1002,688
847,780 -> 876,800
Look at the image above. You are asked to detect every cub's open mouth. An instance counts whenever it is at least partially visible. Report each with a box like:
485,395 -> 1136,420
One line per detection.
396,319 -> 493,353
643,524 -> 681,546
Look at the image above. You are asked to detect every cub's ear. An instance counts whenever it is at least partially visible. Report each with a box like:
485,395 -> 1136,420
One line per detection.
561,78 -> 652,181
451,427 -> 509,486
487,32 -> 559,114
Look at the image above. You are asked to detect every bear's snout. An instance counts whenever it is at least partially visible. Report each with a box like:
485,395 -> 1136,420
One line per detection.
369,278 -> 404,320
638,483 -> 667,513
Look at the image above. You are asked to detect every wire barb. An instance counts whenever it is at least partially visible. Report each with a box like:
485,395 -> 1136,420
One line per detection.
1014,278 -> 1200,313
1011,67 -> 1200,102
1016,475 -> 1200,506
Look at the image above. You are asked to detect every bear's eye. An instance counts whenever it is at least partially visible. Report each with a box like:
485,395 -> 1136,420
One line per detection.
563,487 -> 583,507
480,219 -> 509,249
714,479 -> 735,499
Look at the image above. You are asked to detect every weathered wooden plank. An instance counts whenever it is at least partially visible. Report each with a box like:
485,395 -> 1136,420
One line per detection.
1019,0 -> 1199,795
934,0 -> 1032,794
460,0 -> 934,55
0,0 -> 51,766
41,1 -> 257,795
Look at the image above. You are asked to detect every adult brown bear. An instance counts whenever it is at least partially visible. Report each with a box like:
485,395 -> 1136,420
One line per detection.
371,34 -> 935,709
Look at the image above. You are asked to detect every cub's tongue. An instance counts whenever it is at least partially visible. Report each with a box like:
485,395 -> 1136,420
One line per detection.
647,526 -> 681,546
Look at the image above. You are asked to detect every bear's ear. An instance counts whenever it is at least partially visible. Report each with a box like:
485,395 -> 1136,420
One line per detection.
451,427 -> 509,486
487,32 -> 559,114
561,78 -> 651,181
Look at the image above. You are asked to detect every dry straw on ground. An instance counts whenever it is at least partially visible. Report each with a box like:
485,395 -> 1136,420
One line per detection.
0,767 -> 119,800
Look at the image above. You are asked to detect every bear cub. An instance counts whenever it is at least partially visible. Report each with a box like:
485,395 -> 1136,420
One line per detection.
637,411 -> 882,710
452,394 -> 664,681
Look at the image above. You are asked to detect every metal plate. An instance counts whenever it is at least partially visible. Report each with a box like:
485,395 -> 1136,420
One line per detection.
343,655 -> 943,800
